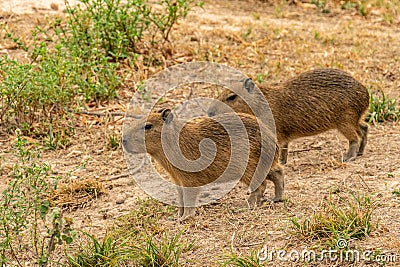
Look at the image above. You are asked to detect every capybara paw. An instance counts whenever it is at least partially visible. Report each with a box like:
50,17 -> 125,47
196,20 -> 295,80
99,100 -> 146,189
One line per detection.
247,195 -> 262,208
343,156 -> 356,162
178,214 -> 194,222
177,208 -> 196,222
272,196 -> 284,203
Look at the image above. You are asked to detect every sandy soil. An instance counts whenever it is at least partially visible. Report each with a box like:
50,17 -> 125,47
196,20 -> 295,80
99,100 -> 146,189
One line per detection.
0,0 -> 76,14
1,0 -> 400,266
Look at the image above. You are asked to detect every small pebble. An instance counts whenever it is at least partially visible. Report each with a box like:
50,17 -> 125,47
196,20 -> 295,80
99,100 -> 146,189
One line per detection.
50,3 -> 59,11
116,196 -> 125,204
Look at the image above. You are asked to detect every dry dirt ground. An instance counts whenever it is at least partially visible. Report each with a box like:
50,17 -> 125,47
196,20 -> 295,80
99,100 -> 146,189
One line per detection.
1,0 -> 400,266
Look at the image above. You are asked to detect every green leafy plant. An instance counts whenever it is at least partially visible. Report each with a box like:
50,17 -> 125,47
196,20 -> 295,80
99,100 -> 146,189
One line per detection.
367,90 -> 399,124
341,1 -> 357,10
64,0 -> 202,59
311,0 -> 326,9
311,0 -> 329,13
0,39 -> 120,134
44,123 -> 74,150
0,131 -> 76,266
1,0 -> 202,134
255,73 -> 266,84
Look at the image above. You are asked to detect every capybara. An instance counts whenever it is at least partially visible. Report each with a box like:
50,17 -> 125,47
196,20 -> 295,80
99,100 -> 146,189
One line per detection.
208,68 -> 369,164
122,109 -> 284,220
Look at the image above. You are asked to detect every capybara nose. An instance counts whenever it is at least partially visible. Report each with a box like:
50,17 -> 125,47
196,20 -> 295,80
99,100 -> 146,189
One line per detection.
208,111 -> 215,117
122,137 -> 128,147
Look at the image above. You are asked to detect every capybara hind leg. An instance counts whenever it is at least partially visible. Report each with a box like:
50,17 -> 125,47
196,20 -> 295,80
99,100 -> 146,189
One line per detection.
178,207 -> 184,217
344,140 -> 359,162
266,165 -> 284,202
177,187 -> 184,217
178,187 -> 199,221
279,142 -> 289,165
339,125 -> 360,162
248,179 -> 268,207
358,123 -> 368,156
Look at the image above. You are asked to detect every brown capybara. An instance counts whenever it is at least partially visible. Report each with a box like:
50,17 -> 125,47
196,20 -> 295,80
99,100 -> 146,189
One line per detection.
208,68 -> 369,164
122,109 -> 284,220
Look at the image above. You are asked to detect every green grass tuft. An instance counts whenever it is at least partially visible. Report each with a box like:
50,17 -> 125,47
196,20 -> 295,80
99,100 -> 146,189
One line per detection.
367,90 -> 400,124
221,250 -> 264,267
289,191 -> 375,247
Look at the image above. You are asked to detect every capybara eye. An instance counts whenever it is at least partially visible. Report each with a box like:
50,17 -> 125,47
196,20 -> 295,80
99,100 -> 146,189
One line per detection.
226,94 -> 237,101
144,123 -> 153,130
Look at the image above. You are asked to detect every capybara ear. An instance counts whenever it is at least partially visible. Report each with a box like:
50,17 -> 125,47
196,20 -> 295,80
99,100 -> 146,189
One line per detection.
242,77 -> 255,93
161,108 -> 173,124
157,108 -> 167,113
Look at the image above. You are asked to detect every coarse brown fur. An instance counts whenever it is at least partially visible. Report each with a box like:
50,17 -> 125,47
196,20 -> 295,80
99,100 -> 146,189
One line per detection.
208,68 -> 370,164
122,109 -> 284,220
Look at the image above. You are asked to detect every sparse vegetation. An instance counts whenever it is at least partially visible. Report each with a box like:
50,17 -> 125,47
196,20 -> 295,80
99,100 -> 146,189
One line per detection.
109,133 -> 121,150
367,90 -> 400,124
311,0 -> 330,13
66,232 -> 136,267
138,231 -> 194,267
48,177 -> 104,210
66,199 -> 192,267
112,198 -> 175,237
221,250 -> 264,267
0,0 -> 201,134
0,132 -> 76,266
289,191 -> 375,247
254,73 -> 266,83
64,0 -> 203,60
0,31 -> 120,134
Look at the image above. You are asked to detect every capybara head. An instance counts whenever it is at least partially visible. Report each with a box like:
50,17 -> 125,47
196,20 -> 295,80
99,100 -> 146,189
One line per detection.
208,78 -> 256,117
122,109 -> 174,156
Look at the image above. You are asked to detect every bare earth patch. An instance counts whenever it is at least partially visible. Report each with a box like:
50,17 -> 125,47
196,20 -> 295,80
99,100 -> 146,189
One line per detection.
1,0 -> 400,266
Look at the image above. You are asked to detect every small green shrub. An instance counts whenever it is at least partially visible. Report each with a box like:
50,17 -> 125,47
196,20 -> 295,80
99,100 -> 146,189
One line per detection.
64,0 -> 202,60
341,1 -> 357,10
311,0 -> 330,13
340,1 -> 368,16
367,90 -> 399,124
289,191 -> 374,247
0,39 -> 120,133
311,0 -> 326,9
0,0 -> 202,134
0,132 -> 76,266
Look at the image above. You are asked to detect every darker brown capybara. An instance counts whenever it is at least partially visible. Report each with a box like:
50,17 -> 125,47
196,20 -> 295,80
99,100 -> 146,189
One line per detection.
208,68 -> 369,164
